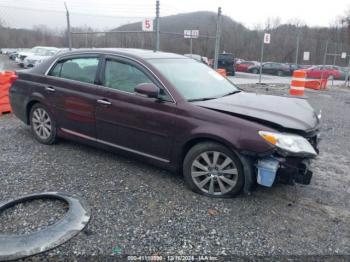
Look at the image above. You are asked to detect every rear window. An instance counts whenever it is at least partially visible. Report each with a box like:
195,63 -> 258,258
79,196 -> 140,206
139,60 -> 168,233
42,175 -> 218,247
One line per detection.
219,54 -> 234,61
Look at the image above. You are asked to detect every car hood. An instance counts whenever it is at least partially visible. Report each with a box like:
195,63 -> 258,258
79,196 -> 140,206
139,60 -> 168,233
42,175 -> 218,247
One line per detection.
193,92 -> 319,131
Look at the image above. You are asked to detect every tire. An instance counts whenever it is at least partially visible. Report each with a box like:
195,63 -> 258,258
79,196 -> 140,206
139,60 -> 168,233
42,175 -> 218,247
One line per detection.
277,70 -> 284,77
183,142 -> 244,198
251,68 -> 259,74
29,103 -> 57,145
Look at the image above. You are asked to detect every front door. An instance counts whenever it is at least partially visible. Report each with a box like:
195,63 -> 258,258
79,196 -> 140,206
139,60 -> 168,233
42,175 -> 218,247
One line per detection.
95,56 -> 177,162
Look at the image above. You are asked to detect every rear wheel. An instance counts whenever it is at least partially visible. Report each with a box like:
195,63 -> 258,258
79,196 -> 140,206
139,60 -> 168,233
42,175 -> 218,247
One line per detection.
30,103 -> 57,145
183,142 -> 244,198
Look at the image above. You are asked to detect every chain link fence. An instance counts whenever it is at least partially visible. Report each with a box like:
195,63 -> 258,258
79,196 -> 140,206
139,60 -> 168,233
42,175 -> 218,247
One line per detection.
1,1 -> 349,67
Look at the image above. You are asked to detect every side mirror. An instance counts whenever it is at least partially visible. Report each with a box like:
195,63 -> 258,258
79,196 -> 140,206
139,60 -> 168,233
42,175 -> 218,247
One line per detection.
135,83 -> 160,99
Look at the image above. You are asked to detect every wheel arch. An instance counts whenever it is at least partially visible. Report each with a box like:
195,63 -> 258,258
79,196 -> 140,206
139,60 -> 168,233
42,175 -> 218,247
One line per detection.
179,135 -> 239,169
25,100 -> 41,124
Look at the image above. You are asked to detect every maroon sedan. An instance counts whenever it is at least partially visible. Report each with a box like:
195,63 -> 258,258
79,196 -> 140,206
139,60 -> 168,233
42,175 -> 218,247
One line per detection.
9,49 -> 320,197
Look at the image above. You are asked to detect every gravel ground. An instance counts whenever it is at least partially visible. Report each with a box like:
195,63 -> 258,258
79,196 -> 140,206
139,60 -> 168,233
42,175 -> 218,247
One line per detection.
1,55 -> 350,260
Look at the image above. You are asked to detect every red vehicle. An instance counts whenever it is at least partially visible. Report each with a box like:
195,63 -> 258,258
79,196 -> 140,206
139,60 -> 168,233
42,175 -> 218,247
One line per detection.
304,65 -> 341,80
235,61 -> 259,72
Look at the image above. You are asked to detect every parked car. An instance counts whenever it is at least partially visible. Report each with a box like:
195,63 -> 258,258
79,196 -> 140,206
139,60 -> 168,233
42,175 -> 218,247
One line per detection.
218,53 -> 235,76
16,47 -> 55,68
248,62 -> 292,76
7,50 -> 18,60
235,61 -> 259,73
234,58 -> 245,64
23,47 -> 59,68
9,49 -> 320,197
332,66 -> 350,80
304,65 -> 341,80
184,54 -> 209,65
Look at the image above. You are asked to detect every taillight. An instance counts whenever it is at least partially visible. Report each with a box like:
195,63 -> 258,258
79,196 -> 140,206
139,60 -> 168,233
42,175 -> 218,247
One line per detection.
9,74 -> 18,84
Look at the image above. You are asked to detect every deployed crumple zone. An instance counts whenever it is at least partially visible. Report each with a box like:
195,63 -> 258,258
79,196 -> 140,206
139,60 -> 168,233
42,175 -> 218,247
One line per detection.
0,192 -> 91,261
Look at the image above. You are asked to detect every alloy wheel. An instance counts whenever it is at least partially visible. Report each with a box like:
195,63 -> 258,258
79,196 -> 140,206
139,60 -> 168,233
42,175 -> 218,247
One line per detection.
31,108 -> 52,140
191,151 -> 238,196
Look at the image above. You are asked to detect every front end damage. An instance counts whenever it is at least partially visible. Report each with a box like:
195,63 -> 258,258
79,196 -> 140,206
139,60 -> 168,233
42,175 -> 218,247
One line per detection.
241,132 -> 319,194
257,156 -> 313,187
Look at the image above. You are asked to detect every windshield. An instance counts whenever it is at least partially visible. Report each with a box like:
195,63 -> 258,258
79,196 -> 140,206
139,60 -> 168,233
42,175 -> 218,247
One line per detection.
149,58 -> 238,101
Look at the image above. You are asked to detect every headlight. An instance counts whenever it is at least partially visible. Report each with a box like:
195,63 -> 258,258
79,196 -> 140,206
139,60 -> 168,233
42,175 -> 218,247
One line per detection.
259,131 -> 317,156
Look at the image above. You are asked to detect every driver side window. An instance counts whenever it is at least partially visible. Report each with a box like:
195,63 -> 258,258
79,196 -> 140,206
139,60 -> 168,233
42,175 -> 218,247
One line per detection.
103,59 -> 172,101
104,59 -> 151,93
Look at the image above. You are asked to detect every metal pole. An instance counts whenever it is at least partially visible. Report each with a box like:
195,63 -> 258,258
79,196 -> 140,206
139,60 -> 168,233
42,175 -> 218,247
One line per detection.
155,0 -> 160,51
258,32 -> 265,84
295,31 -> 300,65
190,37 -> 193,54
64,2 -> 72,50
320,40 -> 328,83
213,7 -> 222,70
345,56 -> 350,87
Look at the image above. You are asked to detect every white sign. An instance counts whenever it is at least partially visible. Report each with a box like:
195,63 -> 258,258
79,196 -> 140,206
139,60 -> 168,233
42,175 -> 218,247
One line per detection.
341,52 -> 347,59
184,30 -> 199,39
142,18 -> 153,31
303,51 -> 310,61
263,33 -> 271,44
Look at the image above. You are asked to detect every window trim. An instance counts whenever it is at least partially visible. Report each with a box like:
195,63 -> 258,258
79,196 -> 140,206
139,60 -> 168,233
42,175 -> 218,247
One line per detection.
99,55 -> 175,103
45,52 -> 176,103
47,55 -> 102,85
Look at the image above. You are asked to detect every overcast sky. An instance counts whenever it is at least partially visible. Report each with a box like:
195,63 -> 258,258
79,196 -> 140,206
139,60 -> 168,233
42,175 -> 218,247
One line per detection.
0,0 -> 349,30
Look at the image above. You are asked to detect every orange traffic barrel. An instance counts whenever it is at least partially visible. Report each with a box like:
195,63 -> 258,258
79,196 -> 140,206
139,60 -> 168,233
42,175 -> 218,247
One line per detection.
305,80 -> 321,90
289,70 -> 306,96
0,71 -> 17,115
216,68 -> 227,77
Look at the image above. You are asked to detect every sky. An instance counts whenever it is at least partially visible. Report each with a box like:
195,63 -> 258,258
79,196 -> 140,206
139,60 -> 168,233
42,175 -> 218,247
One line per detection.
0,0 -> 349,30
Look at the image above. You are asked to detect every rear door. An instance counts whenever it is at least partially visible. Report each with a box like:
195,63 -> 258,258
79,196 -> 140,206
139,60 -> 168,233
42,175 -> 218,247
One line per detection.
45,55 -> 103,138
95,56 -> 177,162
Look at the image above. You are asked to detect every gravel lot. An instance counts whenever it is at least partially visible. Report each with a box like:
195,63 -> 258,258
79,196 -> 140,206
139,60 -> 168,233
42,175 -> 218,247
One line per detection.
1,55 -> 350,260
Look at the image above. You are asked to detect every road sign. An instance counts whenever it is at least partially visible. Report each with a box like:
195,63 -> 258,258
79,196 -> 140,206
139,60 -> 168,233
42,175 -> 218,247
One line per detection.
142,18 -> 153,31
303,51 -> 310,61
191,30 -> 199,38
184,30 -> 199,39
341,52 -> 347,59
263,33 -> 271,44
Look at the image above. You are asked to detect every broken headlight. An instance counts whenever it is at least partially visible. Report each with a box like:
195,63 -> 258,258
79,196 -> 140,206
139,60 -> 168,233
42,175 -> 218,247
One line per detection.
259,131 -> 317,157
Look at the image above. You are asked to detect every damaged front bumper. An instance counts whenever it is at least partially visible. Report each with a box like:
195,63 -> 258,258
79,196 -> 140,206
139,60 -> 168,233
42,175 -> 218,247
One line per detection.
255,131 -> 320,188
276,156 -> 313,185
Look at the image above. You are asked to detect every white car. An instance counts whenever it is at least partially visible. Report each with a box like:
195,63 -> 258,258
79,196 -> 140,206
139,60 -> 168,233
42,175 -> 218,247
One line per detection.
17,46 -> 58,68
23,48 -> 59,68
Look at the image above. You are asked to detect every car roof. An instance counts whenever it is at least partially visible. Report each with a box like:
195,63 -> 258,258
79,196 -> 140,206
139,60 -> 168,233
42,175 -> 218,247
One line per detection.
58,48 -> 187,60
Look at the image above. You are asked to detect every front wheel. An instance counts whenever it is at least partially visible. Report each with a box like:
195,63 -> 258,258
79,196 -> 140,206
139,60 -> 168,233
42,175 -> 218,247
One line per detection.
251,68 -> 259,74
183,142 -> 244,198
276,70 -> 284,77
30,103 -> 57,144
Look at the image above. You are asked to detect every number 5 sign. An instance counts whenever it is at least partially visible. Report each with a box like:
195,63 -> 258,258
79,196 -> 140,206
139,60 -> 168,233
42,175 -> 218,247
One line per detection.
142,19 -> 153,31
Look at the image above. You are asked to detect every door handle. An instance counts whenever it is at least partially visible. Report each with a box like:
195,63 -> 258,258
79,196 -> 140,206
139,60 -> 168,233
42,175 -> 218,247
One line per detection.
97,99 -> 112,105
45,86 -> 56,92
